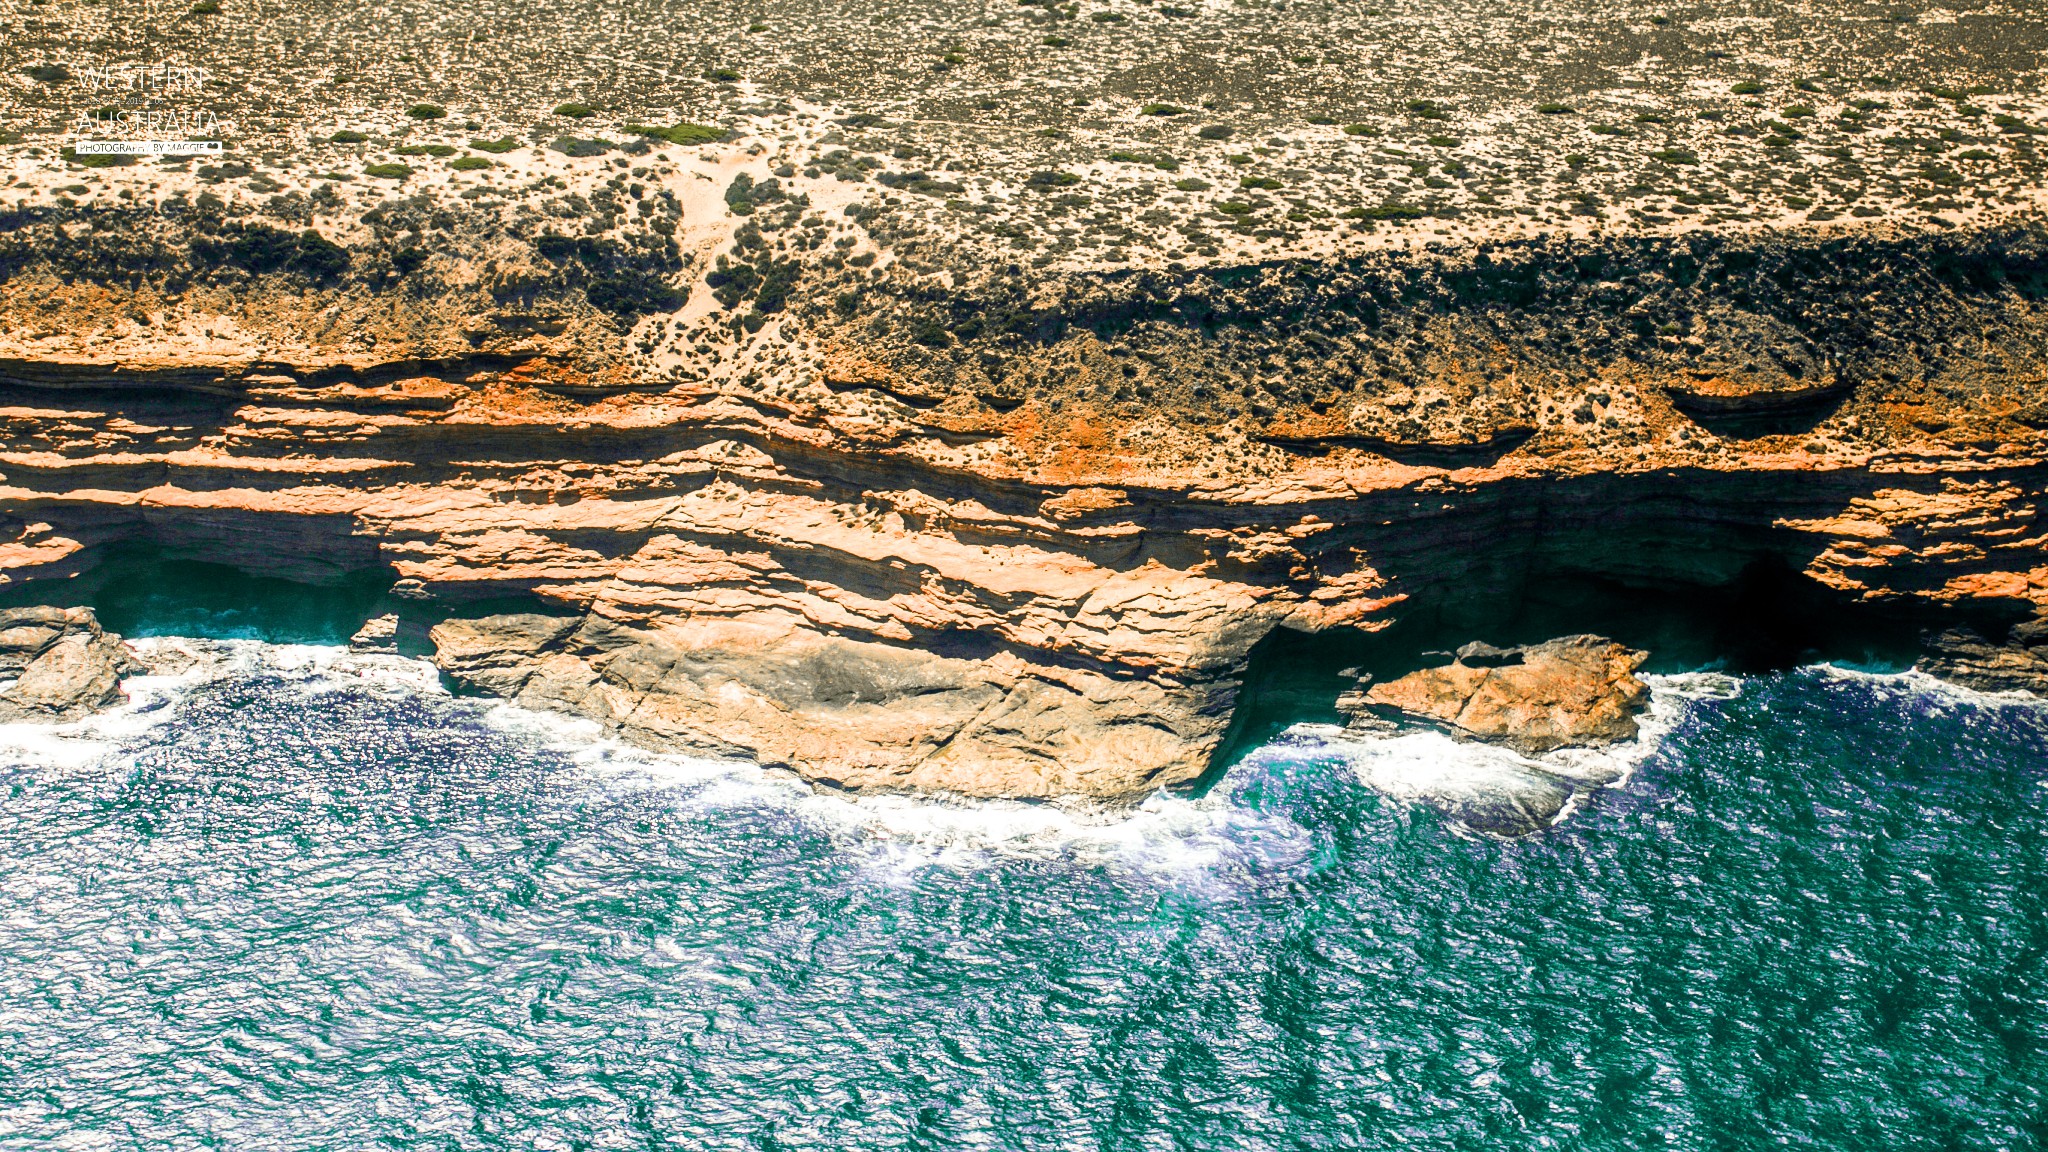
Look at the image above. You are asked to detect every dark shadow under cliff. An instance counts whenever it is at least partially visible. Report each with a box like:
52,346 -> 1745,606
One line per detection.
1206,553 -> 2033,788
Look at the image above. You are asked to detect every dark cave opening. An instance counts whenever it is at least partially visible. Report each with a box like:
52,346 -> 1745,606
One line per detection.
1203,554 -> 2032,788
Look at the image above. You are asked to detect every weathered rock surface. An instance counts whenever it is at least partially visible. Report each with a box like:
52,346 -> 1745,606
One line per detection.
432,611 -> 1229,798
0,606 -> 138,723
3,219 -> 2047,798
1354,636 -> 1652,754
1916,620 -> 2048,696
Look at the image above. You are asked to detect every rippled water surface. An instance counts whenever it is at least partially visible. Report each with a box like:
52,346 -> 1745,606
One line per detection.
2,647 -> 2045,1149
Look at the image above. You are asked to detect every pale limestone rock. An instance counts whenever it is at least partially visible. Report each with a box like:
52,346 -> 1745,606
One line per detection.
0,606 -> 139,722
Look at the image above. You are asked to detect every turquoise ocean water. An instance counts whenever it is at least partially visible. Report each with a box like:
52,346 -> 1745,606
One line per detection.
0,641 -> 2043,1150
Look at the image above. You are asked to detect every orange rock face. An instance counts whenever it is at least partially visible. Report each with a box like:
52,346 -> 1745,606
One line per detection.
4,220 -> 2048,798
1361,637 -> 1652,754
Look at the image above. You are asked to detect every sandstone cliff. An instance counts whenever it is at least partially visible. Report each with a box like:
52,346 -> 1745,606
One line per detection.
3,202 -> 2046,796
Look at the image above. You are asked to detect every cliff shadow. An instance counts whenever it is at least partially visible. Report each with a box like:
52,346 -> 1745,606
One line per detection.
1196,553 -> 2028,792
1666,385 -> 1853,440
0,543 -> 401,646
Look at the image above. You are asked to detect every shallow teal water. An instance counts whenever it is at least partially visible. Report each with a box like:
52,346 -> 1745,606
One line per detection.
0,652 -> 2044,1149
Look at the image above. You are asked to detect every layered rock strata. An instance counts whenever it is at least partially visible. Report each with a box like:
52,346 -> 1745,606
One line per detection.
3,221 -> 2047,797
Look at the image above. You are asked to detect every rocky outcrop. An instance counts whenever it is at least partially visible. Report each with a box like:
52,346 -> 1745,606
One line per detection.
1347,636 -> 1652,754
0,606 -> 138,722
1916,620 -> 2048,695
432,611 -> 1227,796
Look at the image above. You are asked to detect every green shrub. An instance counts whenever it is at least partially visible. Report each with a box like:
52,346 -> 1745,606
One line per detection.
588,273 -> 683,314
365,162 -> 413,178
554,103 -> 596,119
1173,177 -> 1211,191
548,136 -> 612,157
1342,123 -> 1377,136
59,146 -> 132,168
625,123 -> 728,145
703,67 -> 741,82
1108,149 -> 1177,170
1140,103 -> 1187,116
1026,170 -> 1083,188
406,104 -> 446,119
875,169 -> 965,195
26,64 -> 71,83
1306,115 -> 1336,125
330,130 -> 370,143
1783,104 -> 1815,118
1732,80 -> 1764,95
450,156 -> 493,170
470,137 -> 519,153
723,171 -> 787,213
198,225 -> 349,278
1536,102 -> 1573,114
1345,203 -> 1426,220
1591,124 -> 1626,135
1956,148 -> 1998,160
1425,135 -> 1461,147
1091,10 -> 1125,20
1652,148 -> 1699,164
1215,200 -> 1253,216
1239,175 -> 1282,189
189,0 -> 219,12
1197,124 -> 1234,140
1406,99 -> 1449,119
1042,35 -> 1071,46
396,143 -> 458,156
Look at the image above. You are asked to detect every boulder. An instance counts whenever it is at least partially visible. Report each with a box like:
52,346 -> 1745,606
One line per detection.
0,606 -> 140,722
1352,635 -> 1650,753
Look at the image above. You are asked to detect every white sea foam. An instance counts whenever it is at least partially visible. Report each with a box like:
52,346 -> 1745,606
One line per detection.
0,638 -> 448,772
1254,672 -> 1743,834
1811,662 -> 2046,710
0,718 -> 113,771
0,635 -> 1750,858
477,696 -> 1310,881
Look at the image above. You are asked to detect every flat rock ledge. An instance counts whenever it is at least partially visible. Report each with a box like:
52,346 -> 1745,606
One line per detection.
0,606 -> 140,723
428,612 -> 1229,801
1347,635 -> 1653,755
